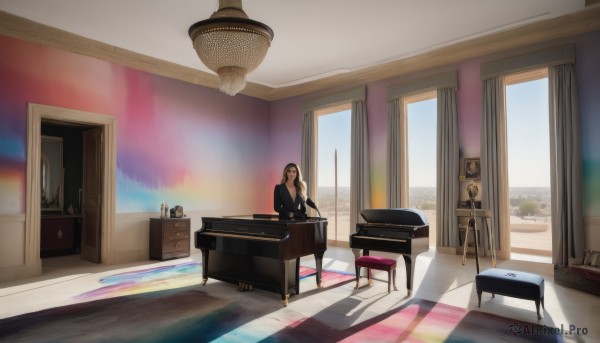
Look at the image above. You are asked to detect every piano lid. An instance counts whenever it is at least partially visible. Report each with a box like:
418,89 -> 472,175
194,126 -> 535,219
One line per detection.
360,208 -> 428,226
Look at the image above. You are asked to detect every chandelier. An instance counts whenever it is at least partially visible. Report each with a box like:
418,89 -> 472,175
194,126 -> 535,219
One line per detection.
188,0 -> 274,96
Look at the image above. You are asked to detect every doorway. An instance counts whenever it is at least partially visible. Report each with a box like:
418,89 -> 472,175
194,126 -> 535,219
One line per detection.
40,121 -> 103,262
26,103 -> 116,272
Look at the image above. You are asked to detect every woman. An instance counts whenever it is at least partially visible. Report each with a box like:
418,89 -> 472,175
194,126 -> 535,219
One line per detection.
274,163 -> 307,219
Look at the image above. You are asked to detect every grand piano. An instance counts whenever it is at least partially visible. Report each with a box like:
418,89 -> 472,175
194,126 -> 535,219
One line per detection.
350,208 -> 429,295
195,215 -> 327,306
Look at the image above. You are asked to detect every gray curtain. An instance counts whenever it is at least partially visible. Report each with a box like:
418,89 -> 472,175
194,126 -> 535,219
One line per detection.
549,64 -> 584,266
480,77 -> 509,259
350,100 -> 371,232
436,88 -> 460,248
386,98 -> 408,208
301,110 -> 317,214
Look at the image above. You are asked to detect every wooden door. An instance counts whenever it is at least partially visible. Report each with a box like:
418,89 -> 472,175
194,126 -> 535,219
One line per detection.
81,127 -> 103,263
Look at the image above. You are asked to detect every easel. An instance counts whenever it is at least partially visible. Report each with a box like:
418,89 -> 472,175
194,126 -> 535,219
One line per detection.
462,183 -> 480,273
460,183 -> 497,274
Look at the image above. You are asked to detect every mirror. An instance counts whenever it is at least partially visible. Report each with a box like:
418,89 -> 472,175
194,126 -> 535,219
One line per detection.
41,135 -> 64,212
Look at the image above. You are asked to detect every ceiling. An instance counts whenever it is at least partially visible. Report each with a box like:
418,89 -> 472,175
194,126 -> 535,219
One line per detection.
0,0 -> 597,99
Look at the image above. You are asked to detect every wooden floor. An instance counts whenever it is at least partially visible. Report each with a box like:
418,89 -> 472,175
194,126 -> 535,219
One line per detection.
1,245 -> 598,341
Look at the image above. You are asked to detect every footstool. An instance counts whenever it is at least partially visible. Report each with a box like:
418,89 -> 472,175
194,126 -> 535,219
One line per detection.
355,255 -> 397,293
476,268 -> 545,319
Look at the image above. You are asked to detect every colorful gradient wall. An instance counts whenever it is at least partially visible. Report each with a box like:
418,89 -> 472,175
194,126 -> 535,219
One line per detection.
576,30 -> 600,217
0,35 -> 271,215
1,30 -> 599,218
269,30 -> 600,217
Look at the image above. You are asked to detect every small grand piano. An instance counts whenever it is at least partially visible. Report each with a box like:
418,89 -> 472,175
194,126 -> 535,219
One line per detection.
350,208 -> 429,295
195,215 -> 327,306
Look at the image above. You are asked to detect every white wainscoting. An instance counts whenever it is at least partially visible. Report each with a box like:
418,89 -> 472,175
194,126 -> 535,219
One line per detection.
0,214 -> 41,282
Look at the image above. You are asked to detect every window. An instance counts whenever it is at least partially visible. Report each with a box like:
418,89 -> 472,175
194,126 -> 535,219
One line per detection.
505,69 -> 552,262
406,91 -> 437,246
316,104 -> 352,242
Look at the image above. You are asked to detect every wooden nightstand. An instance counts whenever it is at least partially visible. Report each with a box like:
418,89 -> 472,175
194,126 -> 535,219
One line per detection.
149,218 -> 190,261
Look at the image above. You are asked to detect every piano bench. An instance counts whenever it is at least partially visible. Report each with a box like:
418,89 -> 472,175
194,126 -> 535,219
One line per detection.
355,256 -> 397,293
476,268 -> 545,319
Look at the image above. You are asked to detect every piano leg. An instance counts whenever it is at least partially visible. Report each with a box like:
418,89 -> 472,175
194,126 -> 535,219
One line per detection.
200,248 -> 209,286
402,254 -> 414,296
280,260 -> 291,307
282,294 -> 290,307
314,251 -> 325,288
295,258 -> 301,295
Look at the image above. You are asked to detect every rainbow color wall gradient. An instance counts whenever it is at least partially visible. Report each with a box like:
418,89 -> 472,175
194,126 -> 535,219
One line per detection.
1,29 -> 600,218
0,34 -> 271,214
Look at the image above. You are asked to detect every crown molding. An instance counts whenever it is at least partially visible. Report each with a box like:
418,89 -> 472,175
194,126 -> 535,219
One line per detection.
0,10 -> 272,100
1,7 -> 600,101
267,7 -> 600,100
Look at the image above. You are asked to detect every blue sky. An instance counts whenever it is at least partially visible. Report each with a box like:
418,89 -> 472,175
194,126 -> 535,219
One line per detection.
316,77 -> 549,188
407,99 -> 437,187
506,78 -> 550,187
317,110 -> 351,187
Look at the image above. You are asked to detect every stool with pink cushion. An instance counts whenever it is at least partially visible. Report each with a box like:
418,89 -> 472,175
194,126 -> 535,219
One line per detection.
355,255 -> 397,293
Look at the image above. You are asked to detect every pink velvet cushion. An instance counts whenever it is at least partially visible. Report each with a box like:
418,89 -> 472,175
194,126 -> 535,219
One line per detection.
356,256 -> 396,270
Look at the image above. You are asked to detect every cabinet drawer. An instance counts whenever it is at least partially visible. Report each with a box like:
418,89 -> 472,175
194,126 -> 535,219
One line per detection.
163,219 -> 190,230
165,229 -> 190,241
149,218 -> 191,261
162,239 -> 190,253
41,217 -> 76,251
41,226 -> 74,250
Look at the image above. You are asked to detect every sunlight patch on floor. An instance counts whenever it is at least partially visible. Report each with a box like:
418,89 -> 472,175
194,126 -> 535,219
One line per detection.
511,252 -> 552,264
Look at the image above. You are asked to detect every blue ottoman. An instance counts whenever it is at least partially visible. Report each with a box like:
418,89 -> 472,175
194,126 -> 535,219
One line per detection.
476,268 -> 545,319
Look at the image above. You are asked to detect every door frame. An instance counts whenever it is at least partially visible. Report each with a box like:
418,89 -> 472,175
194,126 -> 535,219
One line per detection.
26,103 -> 116,267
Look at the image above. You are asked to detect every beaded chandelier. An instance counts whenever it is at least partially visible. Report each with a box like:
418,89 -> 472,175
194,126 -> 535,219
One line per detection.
188,0 -> 274,96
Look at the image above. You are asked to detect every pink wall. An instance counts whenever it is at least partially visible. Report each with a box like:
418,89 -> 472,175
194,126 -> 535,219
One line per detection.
365,82 -> 388,208
268,96 -> 303,188
456,58 -> 482,158
269,30 -> 600,215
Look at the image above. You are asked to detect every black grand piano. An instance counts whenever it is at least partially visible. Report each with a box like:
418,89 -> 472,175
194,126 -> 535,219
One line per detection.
350,208 -> 429,295
195,215 -> 327,306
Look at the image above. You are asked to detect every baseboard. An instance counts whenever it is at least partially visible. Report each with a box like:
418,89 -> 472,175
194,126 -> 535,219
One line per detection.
111,249 -> 149,265
436,246 -> 457,255
0,260 -> 42,283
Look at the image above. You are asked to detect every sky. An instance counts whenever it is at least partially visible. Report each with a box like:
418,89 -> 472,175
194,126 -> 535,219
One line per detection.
317,110 -> 351,187
407,99 -> 437,187
506,78 -> 550,187
316,77 -> 549,189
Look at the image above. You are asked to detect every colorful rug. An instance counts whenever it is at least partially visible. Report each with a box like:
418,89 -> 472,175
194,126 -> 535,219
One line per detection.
73,262 -> 354,302
0,262 -> 565,342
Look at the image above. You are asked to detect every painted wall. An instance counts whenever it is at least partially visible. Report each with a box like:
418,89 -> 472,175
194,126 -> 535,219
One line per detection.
0,34 -> 273,273
576,30 -> 600,217
269,30 -> 600,244
0,34 -> 272,216
0,28 -> 598,276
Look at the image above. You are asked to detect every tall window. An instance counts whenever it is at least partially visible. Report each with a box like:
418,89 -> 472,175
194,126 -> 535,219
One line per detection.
406,91 -> 437,246
505,69 -> 552,262
317,104 -> 351,242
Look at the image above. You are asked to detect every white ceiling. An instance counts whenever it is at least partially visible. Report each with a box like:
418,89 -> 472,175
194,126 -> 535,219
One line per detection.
0,0 -> 589,88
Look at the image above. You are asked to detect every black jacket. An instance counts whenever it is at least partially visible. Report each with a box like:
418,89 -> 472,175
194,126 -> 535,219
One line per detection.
273,184 -> 307,219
